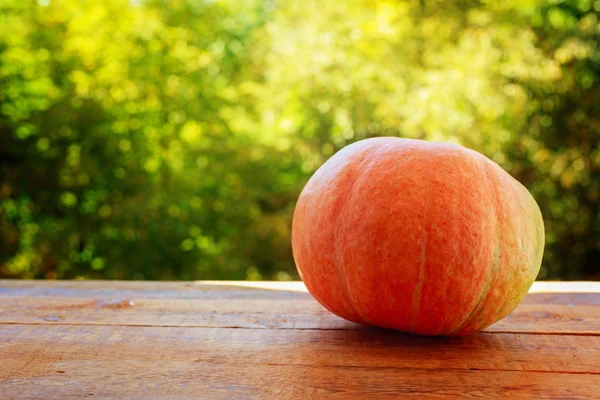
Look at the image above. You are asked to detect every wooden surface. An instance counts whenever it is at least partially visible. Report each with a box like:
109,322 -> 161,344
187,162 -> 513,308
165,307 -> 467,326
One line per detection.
0,281 -> 599,399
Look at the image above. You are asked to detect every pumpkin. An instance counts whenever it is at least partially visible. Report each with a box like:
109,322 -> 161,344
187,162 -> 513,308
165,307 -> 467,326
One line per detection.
292,137 -> 544,335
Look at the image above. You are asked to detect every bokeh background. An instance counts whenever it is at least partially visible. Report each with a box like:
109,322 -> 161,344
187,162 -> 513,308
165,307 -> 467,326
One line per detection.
1,0 -> 599,281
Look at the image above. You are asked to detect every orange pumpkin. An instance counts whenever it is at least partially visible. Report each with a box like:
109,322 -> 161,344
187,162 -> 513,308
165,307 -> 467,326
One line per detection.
292,137 -> 545,335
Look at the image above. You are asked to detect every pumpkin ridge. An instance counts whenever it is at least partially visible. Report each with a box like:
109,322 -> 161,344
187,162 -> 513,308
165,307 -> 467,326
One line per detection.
450,158 -> 501,335
333,149 -> 377,325
409,158 -> 432,332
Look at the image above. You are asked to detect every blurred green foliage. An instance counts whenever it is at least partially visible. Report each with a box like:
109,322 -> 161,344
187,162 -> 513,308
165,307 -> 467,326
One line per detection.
1,0 -> 598,280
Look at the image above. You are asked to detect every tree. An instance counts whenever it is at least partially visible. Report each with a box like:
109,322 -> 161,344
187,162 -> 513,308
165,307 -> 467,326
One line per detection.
1,0 -> 598,280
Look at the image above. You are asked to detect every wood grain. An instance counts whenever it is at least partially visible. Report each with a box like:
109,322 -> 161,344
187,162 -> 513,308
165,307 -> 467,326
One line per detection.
2,324 -> 599,373
1,281 -> 599,334
1,280 -> 599,399
1,324 -> 598,399
3,362 -> 595,399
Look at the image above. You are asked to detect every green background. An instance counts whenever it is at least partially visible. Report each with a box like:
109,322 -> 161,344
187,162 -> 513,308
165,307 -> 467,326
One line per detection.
1,0 -> 599,281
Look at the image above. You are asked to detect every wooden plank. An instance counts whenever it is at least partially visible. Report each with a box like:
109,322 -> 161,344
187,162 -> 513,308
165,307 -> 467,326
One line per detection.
3,364 -> 596,400
1,324 -> 598,399
0,296 -> 352,329
2,324 -> 599,373
487,305 -> 600,335
1,296 -> 600,334
0,281 -> 598,334
0,281 -> 316,300
2,280 -> 598,297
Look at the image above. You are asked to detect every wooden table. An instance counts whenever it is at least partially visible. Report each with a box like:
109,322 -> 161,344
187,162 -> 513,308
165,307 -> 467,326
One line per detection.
0,281 -> 598,399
